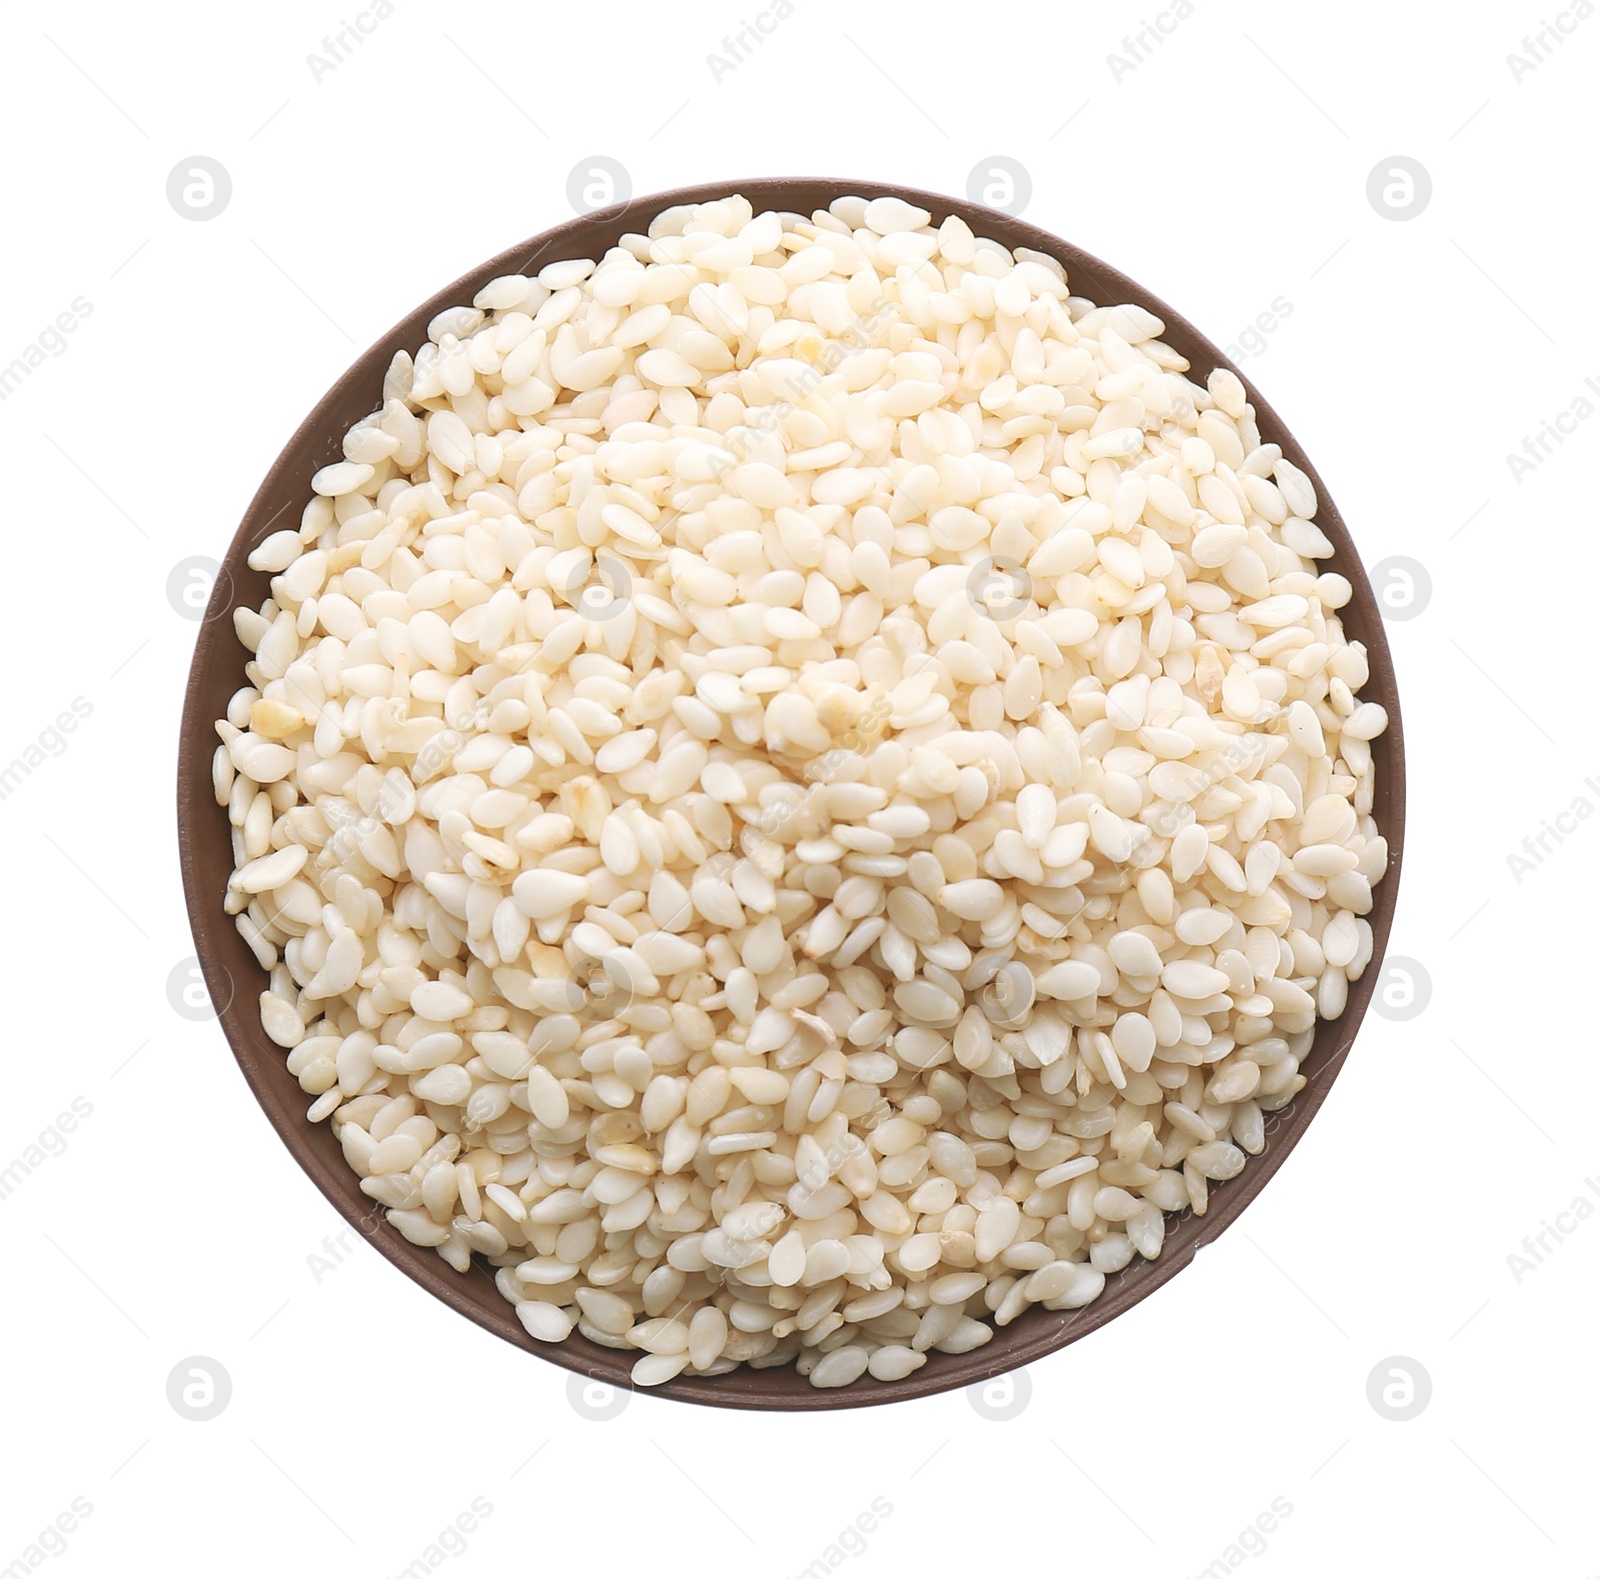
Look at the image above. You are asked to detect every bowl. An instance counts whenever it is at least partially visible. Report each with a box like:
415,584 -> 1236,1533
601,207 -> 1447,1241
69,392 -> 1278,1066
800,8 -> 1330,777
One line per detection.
177,177 -> 1406,1409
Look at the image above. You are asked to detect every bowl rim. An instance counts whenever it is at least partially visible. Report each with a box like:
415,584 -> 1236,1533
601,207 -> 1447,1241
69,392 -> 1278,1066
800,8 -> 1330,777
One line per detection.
177,175 -> 1406,1410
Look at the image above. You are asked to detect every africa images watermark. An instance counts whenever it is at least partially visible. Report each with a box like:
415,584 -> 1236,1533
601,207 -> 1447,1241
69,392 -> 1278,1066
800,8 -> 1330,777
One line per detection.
307,1219 -> 381,1283
1189,1496 -> 1295,1579
1,297 -> 94,404
0,1099 -> 93,1206
1123,717 -> 1275,867
387,1497 -> 493,1579
1106,0 -> 1202,81
0,698 -> 93,804
786,1497 -> 893,1579
306,0 -> 400,82
321,699 -> 490,865
1506,1174 -> 1600,1282
1505,371 -> 1600,483
1504,770 -> 1600,883
706,0 -> 801,82
706,290 -> 899,476
1,1498 -> 94,1576
1221,295 -> 1294,367
1506,0 -> 1595,82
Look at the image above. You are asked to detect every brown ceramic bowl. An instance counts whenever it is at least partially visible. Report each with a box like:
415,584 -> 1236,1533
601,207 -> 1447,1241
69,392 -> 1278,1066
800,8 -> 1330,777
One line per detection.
177,177 -> 1406,1410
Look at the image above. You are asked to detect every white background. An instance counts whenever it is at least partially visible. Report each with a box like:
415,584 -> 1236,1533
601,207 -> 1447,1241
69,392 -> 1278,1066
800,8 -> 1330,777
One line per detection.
0,0 -> 1592,1573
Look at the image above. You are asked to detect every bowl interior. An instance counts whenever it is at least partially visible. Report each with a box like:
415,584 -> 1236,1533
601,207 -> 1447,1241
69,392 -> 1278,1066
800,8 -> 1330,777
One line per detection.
178,177 -> 1406,1409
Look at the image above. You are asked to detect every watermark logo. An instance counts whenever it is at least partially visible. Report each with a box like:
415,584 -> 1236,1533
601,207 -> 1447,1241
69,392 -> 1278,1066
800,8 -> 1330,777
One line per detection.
567,1373 -> 630,1420
166,555 -> 230,622
558,553 -> 633,622
167,955 -> 231,1020
166,157 -> 232,222
166,1356 -> 232,1421
1367,555 -> 1431,622
977,959 -> 1034,1028
968,1368 -> 1031,1420
1370,955 -> 1431,1022
1366,156 -> 1431,222
966,556 -> 1033,622
966,157 -> 1032,216
566,157 -> 631,215
1366,1355 -> 1430,1421
563,952 -> 642,1024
